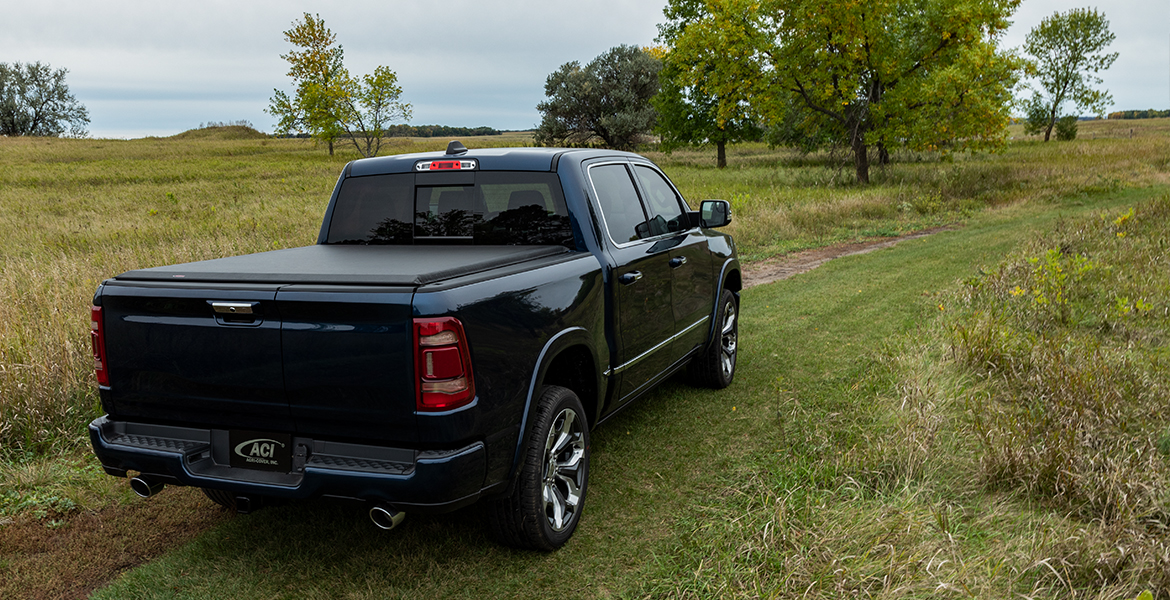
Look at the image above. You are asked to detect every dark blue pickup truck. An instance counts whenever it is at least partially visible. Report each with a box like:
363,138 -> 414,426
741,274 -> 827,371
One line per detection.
88,142 -> 740,550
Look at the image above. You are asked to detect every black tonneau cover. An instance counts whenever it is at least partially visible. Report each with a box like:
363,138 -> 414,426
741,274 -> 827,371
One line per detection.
114,245 -> 570,286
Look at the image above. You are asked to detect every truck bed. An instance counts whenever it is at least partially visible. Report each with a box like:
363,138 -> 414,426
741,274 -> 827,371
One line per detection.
113,245 -> 570,286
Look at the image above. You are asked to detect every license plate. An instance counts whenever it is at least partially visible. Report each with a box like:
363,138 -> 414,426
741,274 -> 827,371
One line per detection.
229,430 -> 293,472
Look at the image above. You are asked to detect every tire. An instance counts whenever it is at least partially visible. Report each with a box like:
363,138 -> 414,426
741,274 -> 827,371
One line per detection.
487,385 -> 590,551
688,288 -> 738,389
201,487 -> 237,510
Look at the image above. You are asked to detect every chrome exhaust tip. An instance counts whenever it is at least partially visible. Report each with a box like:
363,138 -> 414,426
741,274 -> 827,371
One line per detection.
129,476 -> 164,498
369,504 -> 406,530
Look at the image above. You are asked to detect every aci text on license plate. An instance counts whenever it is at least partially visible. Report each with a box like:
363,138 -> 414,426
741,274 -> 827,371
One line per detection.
228,430 -> 293,472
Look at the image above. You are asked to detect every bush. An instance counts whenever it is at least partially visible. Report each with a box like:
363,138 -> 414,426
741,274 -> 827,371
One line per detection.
1056,115 -> 1079,140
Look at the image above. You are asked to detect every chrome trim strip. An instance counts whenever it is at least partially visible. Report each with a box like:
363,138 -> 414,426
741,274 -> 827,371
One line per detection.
610,315 -> 709,376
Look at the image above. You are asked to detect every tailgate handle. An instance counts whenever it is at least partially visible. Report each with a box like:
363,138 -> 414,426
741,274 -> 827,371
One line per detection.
210,302 -> 257,315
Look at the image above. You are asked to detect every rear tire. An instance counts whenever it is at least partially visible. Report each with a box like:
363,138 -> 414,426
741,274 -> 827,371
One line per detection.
688,288 -> 738,389
487,385 -> 590,551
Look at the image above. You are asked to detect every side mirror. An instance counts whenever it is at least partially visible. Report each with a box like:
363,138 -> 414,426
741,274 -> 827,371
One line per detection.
700,200 -> 732,228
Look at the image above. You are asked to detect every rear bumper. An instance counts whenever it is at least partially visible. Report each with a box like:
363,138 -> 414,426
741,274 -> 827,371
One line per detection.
89,415 -> 487,512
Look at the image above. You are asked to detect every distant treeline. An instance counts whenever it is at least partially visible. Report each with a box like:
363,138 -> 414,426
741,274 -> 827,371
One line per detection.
199,120 -> 255,129
384,124 -> 501,137
274,125 -> 503,139
1107,110 -> 1170,120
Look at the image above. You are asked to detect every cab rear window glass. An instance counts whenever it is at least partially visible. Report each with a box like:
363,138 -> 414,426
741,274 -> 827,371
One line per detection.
326,172 -> 575,247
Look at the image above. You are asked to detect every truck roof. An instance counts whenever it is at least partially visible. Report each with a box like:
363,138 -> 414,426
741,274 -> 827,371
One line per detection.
347,146 -> 646,177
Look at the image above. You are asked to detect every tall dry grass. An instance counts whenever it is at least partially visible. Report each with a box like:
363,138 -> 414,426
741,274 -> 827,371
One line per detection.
0,132 -> 539,459
941,197 -> 1170,594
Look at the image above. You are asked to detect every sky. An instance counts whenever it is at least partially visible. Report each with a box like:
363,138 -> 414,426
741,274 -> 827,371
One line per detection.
2,0 -> 1167,139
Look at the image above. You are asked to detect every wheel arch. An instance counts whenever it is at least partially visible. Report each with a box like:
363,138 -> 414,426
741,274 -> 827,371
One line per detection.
508,327 -> 602,481
706,258 -> 742,342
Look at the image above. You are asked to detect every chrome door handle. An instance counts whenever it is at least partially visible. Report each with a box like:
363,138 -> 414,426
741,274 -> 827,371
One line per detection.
618,271 -> 643,285
669,256 -> 688,268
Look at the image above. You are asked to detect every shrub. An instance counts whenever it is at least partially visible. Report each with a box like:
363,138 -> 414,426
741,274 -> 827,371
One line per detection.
949,199 -> 1170,519
1056,115 -> 1079,140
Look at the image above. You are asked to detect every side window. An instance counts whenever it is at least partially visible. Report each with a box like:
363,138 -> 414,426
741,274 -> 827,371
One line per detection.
589,164 -> 647,244
635,165 -> 687,235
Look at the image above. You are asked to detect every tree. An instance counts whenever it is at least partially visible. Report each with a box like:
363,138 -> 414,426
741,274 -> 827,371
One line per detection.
534,45 -> 661,151
651,39 -> 762,168
660,0 -> 1023,183
1021,8 -> 1117,142
0,62 -> 89,137
331,66 -> 412,158
268,13 -> 410,157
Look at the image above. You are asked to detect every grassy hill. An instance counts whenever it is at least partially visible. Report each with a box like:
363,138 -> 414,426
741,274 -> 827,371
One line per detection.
167,125 -> 270,141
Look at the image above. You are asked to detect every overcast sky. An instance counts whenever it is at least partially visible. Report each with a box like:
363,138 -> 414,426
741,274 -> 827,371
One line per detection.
2,0 -> 1166,139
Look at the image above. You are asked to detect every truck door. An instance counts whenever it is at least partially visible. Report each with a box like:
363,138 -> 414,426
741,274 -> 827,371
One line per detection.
587,162 -> 675,403
631,164 -> 716,358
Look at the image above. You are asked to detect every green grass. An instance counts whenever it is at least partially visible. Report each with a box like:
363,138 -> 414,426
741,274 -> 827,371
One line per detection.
637,189 -> 1166,599
1,121 -> 1169,598
87,186 -> 1167,599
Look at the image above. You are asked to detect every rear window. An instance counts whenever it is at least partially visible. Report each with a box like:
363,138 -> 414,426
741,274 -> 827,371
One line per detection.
325,172 -> 575,247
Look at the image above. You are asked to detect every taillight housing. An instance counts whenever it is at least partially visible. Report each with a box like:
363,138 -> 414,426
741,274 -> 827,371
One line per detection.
413,317 -> 475,411
91,306 -> 109,387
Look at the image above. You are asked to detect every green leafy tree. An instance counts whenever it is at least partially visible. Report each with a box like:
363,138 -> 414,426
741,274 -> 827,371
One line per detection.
660,0 -> 1023,183
331,66 -> 412,158
651,41 -> 761,168
534,45 -> 661,151
0,62 -> 89,137
1021,8 -> 1117,141
268,13 -> 345,155
268,13 -> 410,157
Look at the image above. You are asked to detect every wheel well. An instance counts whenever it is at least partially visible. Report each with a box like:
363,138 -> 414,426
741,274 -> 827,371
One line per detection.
724,268 -> 742,293
540,345 -> 598,427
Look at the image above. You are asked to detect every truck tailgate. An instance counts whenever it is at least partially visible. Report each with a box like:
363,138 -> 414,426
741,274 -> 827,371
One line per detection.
99,283 -> 291,431
276,285 -> 417,443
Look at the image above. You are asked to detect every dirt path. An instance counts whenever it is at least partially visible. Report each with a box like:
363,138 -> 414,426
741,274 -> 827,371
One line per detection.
0,487 -> 231,600
742,227 -> 951,289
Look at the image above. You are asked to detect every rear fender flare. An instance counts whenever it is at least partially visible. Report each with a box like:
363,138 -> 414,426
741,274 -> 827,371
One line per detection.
508,326 -> 601,482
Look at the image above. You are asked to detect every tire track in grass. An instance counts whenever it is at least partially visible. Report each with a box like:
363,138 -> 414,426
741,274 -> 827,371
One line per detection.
743,227 -> 954,289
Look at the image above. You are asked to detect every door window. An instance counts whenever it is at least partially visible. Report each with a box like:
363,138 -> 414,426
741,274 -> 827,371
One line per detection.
589,164 -> 647,244
635,165 -> 687,236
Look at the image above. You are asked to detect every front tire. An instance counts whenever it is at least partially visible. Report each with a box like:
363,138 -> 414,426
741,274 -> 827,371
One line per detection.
487,385 -> 590,551
688,288 -> 738,389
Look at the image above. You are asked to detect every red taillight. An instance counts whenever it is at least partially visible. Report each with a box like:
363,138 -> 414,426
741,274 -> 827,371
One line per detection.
414,317 -> 475,411
91,306 -> 109,387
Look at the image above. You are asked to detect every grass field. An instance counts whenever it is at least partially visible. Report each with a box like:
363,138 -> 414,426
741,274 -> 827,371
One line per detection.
1,120 -> 1169,598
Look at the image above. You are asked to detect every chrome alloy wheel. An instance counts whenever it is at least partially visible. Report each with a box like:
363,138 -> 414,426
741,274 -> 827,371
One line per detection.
719,298 -> 738,378
542,407 -> 586,532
